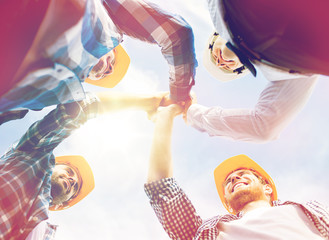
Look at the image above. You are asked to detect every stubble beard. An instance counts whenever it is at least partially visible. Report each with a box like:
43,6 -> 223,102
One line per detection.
227,186 -> 265,213
50,176 -> 67,205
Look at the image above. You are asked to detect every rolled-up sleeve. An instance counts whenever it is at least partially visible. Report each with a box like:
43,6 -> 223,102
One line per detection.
104,0 -> 197,101
144,178 -> 202,240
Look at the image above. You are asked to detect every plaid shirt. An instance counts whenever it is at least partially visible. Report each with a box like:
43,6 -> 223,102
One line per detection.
104,0 -> 196,102
145,178 -> 329,240
0,0 -> 196,115
0,93 -> 99,240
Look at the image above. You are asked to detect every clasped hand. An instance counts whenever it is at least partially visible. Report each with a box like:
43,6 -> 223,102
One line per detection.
147,92 -> 197,122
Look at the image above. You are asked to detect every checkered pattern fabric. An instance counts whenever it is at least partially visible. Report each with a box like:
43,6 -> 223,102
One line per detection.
0,0 -> 113,114
104,0 -> 196,102
145,178 -> 329,240
0,93 -> 99,240
0,0 -> 196,115
0,110 -> 29,125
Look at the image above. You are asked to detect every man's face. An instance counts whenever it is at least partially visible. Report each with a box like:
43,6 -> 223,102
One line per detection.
211,36 -> 243,71
88,49 -> 116,80
223,169 -> 271,213
51,164 -> 81,205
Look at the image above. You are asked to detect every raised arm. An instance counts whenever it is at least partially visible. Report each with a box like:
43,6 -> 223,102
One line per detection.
147,104 -> 182,182
104,0 -> 197,102
96,91 -> 165,115
14,92 -> 165,153
145,105 -> 204,239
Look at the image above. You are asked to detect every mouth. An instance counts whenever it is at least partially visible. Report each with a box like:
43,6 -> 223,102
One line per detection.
232,182 -> 248,193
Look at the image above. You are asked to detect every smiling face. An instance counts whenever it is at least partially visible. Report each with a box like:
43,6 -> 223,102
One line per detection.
51,164 -> 82,206
211,35 -> 243,72
88,49 -> 116,81
223,169 -> 272,213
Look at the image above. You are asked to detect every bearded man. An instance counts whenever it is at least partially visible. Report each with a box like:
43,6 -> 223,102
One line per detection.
144,104 -> 329,239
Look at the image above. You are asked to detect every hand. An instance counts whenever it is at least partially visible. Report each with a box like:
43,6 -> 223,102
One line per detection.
146,92 -> 170,120
150,104 -> 183,123
158,92 -> 174,107
182,92 -> 197,123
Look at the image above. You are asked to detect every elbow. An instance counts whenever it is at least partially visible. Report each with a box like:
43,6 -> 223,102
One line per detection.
171,20 -> 195,47
254,128 -> 279,143
252,112 -> 281,143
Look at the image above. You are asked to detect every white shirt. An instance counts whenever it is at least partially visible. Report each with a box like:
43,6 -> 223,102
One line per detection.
217,205 -> 324,240
25,221 -> 47,240
186,0 -> 318,143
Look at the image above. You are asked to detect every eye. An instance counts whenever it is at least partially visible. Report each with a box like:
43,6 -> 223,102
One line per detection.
65,167 -> 74,176
74,182 -> 79,193
225,177 -> 231,186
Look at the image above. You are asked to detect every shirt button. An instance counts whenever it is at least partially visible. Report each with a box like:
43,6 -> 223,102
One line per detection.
32,216 -> 39,221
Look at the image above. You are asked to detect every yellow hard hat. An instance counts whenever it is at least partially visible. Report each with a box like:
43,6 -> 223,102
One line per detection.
85,44 -> 130,88
49,155 -> 95,211
214,154 -> 277,214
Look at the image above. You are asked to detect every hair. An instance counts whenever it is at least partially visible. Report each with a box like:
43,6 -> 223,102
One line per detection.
249,169 -> 268,185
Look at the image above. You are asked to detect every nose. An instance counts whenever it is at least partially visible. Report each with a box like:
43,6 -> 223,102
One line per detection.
231,175 -> 241,183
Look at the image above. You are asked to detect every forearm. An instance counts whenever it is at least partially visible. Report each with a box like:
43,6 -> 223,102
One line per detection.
144,178 -> 202,239
96,92 -> 160,114
147,111 -> 175,182
15,92 -> 99,152
104,0 -> 196,101
187,76 -> 317,142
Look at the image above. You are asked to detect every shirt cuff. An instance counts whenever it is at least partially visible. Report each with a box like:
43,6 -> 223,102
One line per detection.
169,80 -> 194,102
186,104 -> 208,124
81,92 -> 101,120
144,178 -> 181,202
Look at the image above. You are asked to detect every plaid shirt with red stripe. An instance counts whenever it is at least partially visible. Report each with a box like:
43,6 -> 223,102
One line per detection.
145,178 -> 329,240
0,0 -> 196,121
0,93 -> 99,240
104,0 -> 197,102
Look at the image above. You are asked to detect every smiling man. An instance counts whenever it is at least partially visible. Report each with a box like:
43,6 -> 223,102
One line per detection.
0,91 -> 167,239
144,106 -> 329,239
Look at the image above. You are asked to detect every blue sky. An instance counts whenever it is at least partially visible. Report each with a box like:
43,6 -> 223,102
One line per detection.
1,0 -> 329,239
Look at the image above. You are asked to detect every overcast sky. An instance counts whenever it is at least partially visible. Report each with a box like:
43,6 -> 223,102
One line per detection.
0,0 -> 329,239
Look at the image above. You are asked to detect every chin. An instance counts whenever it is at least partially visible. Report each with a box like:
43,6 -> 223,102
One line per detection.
228,188 -> 262,212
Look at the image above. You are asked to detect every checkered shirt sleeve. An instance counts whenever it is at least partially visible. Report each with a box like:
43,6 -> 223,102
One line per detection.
144,178 -> 240,240
14,92 -> 99,153
104,0 -> 197,102
145,178 -> 203,239
280,200 -> 329,239
0,109 -> 29,125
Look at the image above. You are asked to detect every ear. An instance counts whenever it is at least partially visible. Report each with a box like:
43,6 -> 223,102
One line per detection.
228,205 -> 234,214
224,199 -> 234,214
51,203 -> 63,210
264,184 -> 273,197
